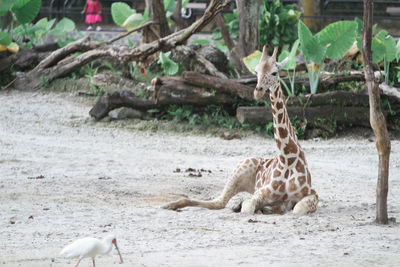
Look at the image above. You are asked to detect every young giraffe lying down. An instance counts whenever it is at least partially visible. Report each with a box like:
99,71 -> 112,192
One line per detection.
163,46 -> 318,215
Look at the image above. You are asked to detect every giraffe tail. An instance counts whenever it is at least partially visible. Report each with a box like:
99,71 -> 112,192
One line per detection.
292,191 -> 319,215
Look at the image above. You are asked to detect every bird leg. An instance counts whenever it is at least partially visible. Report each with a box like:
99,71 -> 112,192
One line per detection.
75,258 -> 82,267
92,258 -> 96,267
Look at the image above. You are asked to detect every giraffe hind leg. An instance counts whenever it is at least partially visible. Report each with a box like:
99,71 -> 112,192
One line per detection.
162,158 -> 262,211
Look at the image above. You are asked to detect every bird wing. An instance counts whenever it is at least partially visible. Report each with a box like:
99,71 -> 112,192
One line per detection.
60,237 -> 99,258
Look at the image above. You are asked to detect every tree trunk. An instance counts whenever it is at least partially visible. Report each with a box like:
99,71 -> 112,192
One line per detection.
235,0 -> 262,58
152,0 -> 171,37
299,0 -> 321,31
362,0 -> 391,224
171,0 -> 186,30
214,13 -> 244,72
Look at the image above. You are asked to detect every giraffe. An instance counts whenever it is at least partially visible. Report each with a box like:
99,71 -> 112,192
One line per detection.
163,45 -> 318,215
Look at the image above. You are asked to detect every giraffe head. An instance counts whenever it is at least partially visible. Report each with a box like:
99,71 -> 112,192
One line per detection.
254,46 -> 287,100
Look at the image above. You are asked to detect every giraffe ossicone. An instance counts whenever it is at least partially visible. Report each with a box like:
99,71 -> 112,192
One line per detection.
163,45 -> 318,215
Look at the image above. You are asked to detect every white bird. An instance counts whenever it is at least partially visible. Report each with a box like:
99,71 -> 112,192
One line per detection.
60,234 -> 123,267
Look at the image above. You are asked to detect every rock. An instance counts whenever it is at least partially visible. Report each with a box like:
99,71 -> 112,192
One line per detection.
108,107 -> 149,120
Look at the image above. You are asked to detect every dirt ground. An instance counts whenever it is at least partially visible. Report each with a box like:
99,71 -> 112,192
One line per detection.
0,90 -> 399,267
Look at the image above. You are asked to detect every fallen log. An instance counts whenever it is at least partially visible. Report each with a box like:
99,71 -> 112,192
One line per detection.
182,71 -> 254,101
379,83 -> 400,102
286,90 -> 369,107
235,72 -> 366,92
236,105 -> 375,128
89,79 -> 235,120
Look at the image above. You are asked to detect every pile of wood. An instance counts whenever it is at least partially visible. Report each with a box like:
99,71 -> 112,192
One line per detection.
89,70 -> 400,131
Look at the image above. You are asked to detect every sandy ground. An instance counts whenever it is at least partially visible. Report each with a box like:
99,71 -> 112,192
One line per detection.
0,90 -> 399,267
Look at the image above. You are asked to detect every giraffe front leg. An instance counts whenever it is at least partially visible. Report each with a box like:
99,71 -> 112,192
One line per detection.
240,198 -> 258,214
293,189 -> 319,215
162,157 -> 263,211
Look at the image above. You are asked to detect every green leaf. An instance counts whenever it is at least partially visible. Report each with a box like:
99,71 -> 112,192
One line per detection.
11,0 -> 42,24
317,20 -> 357,59
354,17 -> 363,36
0,31 -> 12,46
163,0 -> 176,14
371,37 -> 385,64
278,39 -> 299,70
375,30 -> 396,62
243,50 -> 262,74
111,2 -> 136,26
158,52 -> 179,76
122,13 -> 145,30
49,17 -> 75,36
0,0 -> 19,15
215,42 -> 228,53
298,20 -> 326,63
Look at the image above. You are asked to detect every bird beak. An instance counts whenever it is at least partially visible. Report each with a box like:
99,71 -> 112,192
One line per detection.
113,242 -> 123,264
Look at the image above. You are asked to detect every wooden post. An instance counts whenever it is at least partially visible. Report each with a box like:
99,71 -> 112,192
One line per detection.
362,0 -> 391,224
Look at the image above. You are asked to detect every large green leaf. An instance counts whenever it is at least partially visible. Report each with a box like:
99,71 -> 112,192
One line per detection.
278,39 -> 299,70
317,20 -> 357,59
158,52 -> 179,76
0,31 -> 12,46
11,0 -> 41,24
49,17 -> 75,37
111,2 -> 136,27
375,30 -> 396,62
122,13 -> 145,30
0,0 -> 19,15
298,20 -> 326,63
242,50 -> 262,74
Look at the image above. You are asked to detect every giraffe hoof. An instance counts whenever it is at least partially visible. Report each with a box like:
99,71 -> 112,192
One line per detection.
231,201 -> 243,213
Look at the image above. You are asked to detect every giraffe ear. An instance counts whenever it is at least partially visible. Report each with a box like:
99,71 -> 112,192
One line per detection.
276,57 -> 289,70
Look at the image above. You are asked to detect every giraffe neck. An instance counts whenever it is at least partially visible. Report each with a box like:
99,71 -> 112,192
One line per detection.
269,83 -> 301,163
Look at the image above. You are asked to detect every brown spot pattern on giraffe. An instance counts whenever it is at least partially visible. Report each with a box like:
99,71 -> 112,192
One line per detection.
287,157 -> 296,166
276,101 -> 283,110
284,169 -> 289,179
273,170 -> 281,177
296,160 -> 305,173
298,176 -> 306,186
278,127 -> 288,139
284,138 -> 298,155
271,180 -> 280,190
278,113 -> 283,123
301,186 -> 309,196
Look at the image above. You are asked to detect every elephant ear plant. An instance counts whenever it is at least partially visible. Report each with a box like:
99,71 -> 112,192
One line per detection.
0,0 -> 42,52
298,20 -> 357,94
278,39 -> 299,96
355,18 -> 397,85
